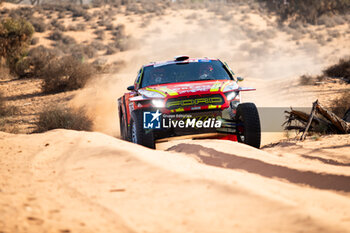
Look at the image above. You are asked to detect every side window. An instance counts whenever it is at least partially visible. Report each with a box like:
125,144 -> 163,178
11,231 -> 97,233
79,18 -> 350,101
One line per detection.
223,61 -> 235,80
135,67 -> 143,89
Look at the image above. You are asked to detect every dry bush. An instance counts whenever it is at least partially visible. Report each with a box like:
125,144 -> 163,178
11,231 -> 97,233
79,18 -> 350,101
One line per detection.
105,23 -> 114,31
318,15 -> 337,27
8,7 -> 36,20
16,46 -> 60,78
257,0 -> 350,24
71,44 -> 97,59
105,45 -> 118,55
330,92 -> 350,118
51,19 -> 66,31
299,74 -> 315,85
0,92 -> 6,117
324,58 -> 350,83
48,30 -> 64,41
90,41 -> 106,51
40,55 -> 95,93
0,119 -> 19,134
29,18 -> 47,33
94,29 -> 105,40
0,92 -> 17,117
0,18 -> 34,75
35,106 -> 93,133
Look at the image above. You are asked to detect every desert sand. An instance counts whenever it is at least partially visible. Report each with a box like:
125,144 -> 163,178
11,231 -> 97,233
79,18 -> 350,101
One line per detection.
1,1 -> 350,232
1,130 -> 350,233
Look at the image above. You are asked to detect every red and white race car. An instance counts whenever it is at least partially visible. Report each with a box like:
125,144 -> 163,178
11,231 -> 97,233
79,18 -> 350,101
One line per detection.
118,56 -> 261,149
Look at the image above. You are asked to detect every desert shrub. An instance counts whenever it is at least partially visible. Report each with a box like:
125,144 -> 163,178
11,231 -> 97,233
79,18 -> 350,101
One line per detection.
69,5 -> 86,18
40,55 -> 95,93
0,18 -> 34,75
0,91 -> 6,117
318,15 -> 336,27
299,74 -> 315,85
20,46 -> 59,78
329,92 -> 350,118
105,23 -> 114,31
323,58 -> 350,83
50,31 -> 76,47
67,25 -> 77,31
256,0 -> 350,24
48,30 -> 64,41
105,45 -> 118,55
0,91 -> 17,117
35,106 -> 93,133
94,29 -> 105,40
71,44 -> 97,60
111,24 -> 130,50
8,7 -> 35,20
90,41 -> 106,51
61,35 -> 76,45
51,19 -> 66,31
29,18 -> 47,32
58,12 -> 65,19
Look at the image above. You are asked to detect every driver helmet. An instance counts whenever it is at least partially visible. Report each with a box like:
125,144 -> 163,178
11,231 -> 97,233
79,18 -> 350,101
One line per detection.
150,68 -> 165,84
199,63 -> 214,79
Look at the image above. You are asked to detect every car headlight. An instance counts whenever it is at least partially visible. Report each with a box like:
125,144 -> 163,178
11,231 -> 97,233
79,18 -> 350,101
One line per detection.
139,89 -> 165,98
152,99 -> 165,108
223,83 -> 238,92
226,91 -> 239,101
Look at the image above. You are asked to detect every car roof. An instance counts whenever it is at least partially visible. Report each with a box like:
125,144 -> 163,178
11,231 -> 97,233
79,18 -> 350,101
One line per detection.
143,58 -> 219,68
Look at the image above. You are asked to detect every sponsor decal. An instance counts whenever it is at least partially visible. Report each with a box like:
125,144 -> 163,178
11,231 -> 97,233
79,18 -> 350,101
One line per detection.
143,110 -> 162,129
143,111 -> 222,129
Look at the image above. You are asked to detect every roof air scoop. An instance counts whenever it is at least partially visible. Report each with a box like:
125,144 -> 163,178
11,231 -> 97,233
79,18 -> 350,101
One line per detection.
174,55 -> 190,61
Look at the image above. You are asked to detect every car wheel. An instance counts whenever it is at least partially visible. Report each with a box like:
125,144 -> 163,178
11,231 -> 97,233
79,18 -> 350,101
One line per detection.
235,103 -> 261,149
119,113 -> 129,141
130,111 -> 155,149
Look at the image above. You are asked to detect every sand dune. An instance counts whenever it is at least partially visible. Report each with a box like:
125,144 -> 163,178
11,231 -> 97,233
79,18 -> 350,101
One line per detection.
1,130 -> 349,232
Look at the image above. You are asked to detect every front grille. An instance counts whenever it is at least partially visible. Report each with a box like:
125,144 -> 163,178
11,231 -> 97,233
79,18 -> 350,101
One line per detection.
166,94 -> 225,110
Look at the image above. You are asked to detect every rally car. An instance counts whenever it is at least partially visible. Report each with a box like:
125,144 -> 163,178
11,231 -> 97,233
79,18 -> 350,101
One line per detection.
118,56 -> 261,149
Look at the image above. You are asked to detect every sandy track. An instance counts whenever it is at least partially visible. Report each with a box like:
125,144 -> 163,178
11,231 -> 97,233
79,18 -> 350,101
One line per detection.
1,130 -> 350,233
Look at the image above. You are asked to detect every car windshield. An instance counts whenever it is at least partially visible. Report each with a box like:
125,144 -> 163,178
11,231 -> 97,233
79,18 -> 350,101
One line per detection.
141,60 -> 233,88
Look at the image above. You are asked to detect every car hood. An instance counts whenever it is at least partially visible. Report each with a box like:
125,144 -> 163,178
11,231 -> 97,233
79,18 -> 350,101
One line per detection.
140,80 -> 238,98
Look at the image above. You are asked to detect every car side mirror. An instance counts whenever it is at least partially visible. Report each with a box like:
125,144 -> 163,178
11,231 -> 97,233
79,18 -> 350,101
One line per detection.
237,77 -> 244,82
127,85 -> 135,91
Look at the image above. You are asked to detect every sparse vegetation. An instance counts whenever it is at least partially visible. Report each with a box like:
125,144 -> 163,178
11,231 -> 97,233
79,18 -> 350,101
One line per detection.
300,58 -> 350,85
40,55 -> 95,93
0,91 -> 17,117
324,58 -> 350,83
299,74 -> 315,85
29,18 -> 47,32
0,18 -> 34,75
330,92 -> 350,118
35,106 -> 93,133
255,0 -> 350,24
16,45 -> 59,78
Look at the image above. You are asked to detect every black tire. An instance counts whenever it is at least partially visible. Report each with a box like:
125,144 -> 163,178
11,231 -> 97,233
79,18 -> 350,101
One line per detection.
118,100 -> 129,141
235,103 -> 261,149
130,110 -> 155,149
119,112 -> 129,141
